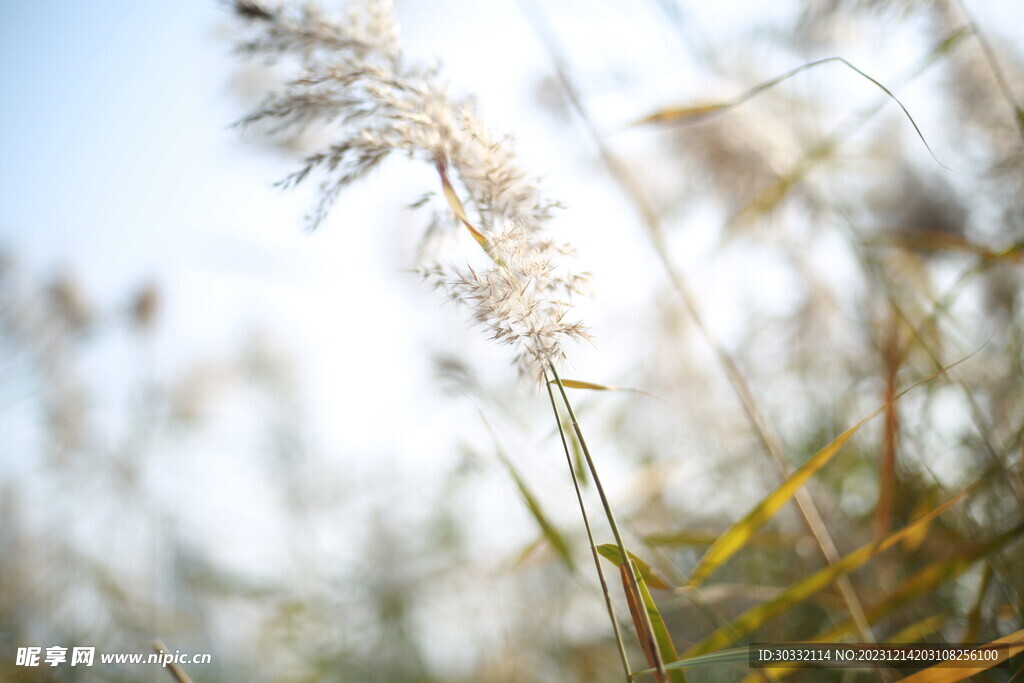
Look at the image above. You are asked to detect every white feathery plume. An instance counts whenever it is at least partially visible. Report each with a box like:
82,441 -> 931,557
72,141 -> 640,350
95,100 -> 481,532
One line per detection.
233,0 -> 591,379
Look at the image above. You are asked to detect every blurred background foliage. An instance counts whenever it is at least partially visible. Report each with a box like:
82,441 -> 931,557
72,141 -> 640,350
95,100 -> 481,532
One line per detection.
1,0 -> 1023,680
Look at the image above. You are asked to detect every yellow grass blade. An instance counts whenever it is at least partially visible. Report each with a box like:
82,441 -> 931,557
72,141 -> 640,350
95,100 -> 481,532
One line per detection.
887,615 -> 949,644
633,103 -> 730,126
550,379 -> 615,391
686,490 -> 968,656
597,544 -> 671,590
896,628 -> 1024,682
902,491 -> 937,552
687,416 -> 862,587
547,378 -> 657,398
687,357 -> 970,588
646,529 -> 795,549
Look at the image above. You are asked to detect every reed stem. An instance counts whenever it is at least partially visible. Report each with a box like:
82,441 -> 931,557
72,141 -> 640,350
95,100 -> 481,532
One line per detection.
548,361 -> 667,680
543,371 -> 632,681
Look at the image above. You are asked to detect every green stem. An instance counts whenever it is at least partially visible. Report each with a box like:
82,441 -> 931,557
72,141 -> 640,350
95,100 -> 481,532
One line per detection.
548,361 -> 668,680
544,371 -> 632,681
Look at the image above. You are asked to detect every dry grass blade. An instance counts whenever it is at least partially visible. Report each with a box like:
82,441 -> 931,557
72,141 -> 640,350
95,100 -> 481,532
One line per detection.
687,354 -> 972,588
686,487 -> 972,656
876,309 -> 901,541
597,544 -> 672,590
632,103 -> 731,125
896,628 -> 1024,682
436,160 -> 489,248
635,564 -> 685,683
153,640 -> 192,683
621,563 -> 664,682
620,561 -> 682,683
547,378 -> 657,398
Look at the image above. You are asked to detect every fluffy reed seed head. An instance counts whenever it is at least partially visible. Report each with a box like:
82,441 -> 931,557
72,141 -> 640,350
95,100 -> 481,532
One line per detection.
233,0 -> 591,379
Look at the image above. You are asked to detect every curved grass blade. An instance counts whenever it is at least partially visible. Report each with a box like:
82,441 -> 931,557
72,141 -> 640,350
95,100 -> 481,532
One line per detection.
896,627 -> 1024,682
633,51 -> 956,169
597,544 -> 671,590
726,28 -> 968,227
509,535 -> 545,570
501,452 -> 575,571
687,355 -> 971,588
436,160 -> 489,249
478,412 -> 575,571
685,488 -> 971,656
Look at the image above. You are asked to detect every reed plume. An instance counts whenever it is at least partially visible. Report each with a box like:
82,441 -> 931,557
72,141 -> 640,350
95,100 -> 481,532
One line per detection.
232,0 -> 591,379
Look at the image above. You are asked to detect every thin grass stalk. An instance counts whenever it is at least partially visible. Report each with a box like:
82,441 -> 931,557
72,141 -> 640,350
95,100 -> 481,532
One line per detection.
548,361 -> 668,680
875,307 -> 901,543
543,370 -> 632,680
